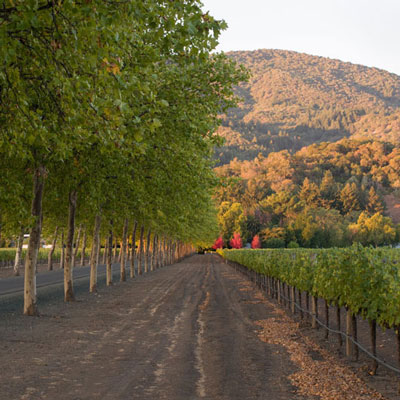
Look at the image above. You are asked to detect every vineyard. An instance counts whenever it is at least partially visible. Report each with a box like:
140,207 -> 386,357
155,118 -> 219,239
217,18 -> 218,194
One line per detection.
218,246 -> 400,373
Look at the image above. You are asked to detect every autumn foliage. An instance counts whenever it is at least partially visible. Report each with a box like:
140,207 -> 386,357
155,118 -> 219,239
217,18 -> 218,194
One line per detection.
251,235 -> 261,249
212,237 -> 224,250
230,233 -> 243,249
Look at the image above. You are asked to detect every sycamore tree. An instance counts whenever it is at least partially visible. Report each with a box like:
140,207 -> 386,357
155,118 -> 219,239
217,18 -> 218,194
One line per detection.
0,0 -> 247,314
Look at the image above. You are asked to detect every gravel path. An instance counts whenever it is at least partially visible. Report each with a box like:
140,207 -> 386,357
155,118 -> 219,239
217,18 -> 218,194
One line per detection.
0,254 -> 387,399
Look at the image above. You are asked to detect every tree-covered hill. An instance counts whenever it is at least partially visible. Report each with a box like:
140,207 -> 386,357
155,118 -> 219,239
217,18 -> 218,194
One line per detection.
214,138 -> 400,248
216,49 -> 400,165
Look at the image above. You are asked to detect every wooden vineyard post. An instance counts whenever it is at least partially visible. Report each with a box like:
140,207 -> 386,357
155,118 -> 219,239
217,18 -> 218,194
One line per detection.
290,286 -> 295,314
277,280 -> 281,304
336,306 -> 342,348
352,314 -> 359,360
369,320 -> 378,375
311,296 -> 318,329
397,326 -> 400,369
298,291 -> 303,319
306,292 -> 310,320
346,307 -> 352,357
324,299 -> 329,339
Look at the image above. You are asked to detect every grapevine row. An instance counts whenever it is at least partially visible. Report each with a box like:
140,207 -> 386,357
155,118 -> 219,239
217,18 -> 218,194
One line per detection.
218,245 -> 400,328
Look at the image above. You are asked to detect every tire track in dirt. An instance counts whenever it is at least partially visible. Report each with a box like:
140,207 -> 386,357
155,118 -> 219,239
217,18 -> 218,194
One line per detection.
0,254 -> 304,400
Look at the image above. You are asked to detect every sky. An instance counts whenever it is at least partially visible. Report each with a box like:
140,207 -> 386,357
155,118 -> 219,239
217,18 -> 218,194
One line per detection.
200,0 -> 400,76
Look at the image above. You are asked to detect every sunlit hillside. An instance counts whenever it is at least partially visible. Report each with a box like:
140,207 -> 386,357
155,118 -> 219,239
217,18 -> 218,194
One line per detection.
216,49 -> 400,165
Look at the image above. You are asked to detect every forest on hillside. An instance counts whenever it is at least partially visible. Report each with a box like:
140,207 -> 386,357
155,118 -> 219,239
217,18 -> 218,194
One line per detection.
214,139 -> 400,248
215,49 -> 400,165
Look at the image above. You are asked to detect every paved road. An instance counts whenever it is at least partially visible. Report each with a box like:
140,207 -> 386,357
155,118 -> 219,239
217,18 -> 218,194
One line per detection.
0,254 -> 302,400
0,263 -> 129,296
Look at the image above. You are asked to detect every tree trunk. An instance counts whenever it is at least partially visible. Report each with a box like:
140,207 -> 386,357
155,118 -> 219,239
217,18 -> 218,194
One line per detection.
120,218 -> 128,282
138,225 -> 144,275
113,239 -> 117,262
118,241 -> 122,263
14,226 -> 24,276
80,226 -> 87,266
47,226 -> 58,271
106,220 -> 113,286
151,234 -> 157,272
130,221 -> 137,278
103,238 -> 107,265
64,190 -> 77,302
24,167 -> 45,316
145,229 -> 151,273
96,232 -> 101,266
60,230 -> 65,269
71,224 -> 81,269
89,214 -> 101,292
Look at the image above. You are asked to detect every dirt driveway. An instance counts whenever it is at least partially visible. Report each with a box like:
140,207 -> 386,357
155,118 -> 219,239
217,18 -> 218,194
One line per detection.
0,254 -> 388,399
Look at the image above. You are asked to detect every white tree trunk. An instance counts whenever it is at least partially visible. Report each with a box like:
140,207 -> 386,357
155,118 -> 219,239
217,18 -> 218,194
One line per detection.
120,218 -> 128,282
47,226 -> 58,271
130,221 -> 137,278
24,167 -> 45,316
80,227 -> 87,266
138,225 -> 144,275
64,190 -> 77,302
106,220 -> 113,286
90,214 -> 101,293
71,224 -> 81,269
145,229 -> 151,273
60,230 -> 65,269
14,226 -> 24,276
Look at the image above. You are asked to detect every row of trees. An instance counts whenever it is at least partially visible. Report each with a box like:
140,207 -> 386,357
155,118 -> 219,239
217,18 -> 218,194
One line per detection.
0,1 -> 246,314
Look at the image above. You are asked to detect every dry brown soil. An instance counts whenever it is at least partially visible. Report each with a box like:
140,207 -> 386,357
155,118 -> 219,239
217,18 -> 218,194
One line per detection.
0,254 -> 393,399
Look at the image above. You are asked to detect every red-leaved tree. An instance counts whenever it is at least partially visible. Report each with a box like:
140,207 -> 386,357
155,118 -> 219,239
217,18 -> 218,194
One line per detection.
251,235 -> 261,249
230,232 -> 242,249
212,236 -> 224,250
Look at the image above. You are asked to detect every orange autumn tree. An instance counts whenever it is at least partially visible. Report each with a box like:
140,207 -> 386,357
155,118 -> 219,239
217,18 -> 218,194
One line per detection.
230,233 -> 243,249
251,235 -> 261,249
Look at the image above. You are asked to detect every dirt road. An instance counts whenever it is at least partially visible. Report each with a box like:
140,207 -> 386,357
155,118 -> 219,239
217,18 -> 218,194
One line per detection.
0,254 -> 386,399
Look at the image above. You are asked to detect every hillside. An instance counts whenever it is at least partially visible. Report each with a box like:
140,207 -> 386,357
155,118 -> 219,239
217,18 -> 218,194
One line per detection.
216,49 -> 400,165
